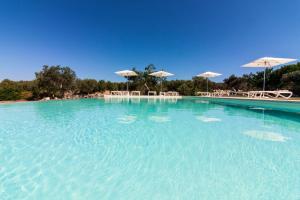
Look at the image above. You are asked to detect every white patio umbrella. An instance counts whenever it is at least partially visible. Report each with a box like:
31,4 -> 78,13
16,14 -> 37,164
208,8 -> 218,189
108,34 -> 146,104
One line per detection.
242,57 -> 296,91
149,70 -> 174,92
197,71 -> 222,93
115,70 -> 138,91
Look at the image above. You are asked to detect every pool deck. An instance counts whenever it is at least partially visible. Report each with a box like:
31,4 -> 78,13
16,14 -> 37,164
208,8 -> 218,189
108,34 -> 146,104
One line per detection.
104,95 -> 182,99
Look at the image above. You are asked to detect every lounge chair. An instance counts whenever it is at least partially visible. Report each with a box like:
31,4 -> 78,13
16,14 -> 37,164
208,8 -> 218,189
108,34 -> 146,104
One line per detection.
159,92 -> 166,96
111,91 -> 122,95
213,90 -> 230,97
122,91 -> 130,96
148,91 -> 157,96
166,91 -> 179,96
272,90 -> 293,99
131,91 -> 140,96
248,90 -> 293,99
196,92 -> 211,96
230,88 -> 248,96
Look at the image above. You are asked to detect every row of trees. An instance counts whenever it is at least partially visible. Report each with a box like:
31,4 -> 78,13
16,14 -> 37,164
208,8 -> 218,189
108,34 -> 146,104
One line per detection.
0,63 -> 299,101
223,62 -> 300,95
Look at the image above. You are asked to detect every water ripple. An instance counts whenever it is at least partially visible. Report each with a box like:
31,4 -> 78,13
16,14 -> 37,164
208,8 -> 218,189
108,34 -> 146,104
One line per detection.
196,116 -> 222,122
243,130 -> 290,142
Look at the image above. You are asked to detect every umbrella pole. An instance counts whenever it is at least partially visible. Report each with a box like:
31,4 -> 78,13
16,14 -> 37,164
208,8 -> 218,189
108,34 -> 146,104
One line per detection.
161,78 -> 163,93
126,76 -> 129,91
263,69 -> 266,92
206,78 -> 208,95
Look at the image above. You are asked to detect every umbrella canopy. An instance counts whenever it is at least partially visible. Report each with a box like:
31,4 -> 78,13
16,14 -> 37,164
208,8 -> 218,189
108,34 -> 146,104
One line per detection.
115,70 -> 138,77
149,70 -> 174,78
242,57 -> 296,91
149,70 -> 174,92
242,57 -> 296,68
115,70 -> 138,91
197,71 -> 222,78
197,71 -> 222,94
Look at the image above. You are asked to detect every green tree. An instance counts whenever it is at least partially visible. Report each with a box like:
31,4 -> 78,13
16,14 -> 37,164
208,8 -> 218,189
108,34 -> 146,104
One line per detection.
282,70 -> 300,96
35,65 -> 76,98
98,80 -> 106,92
0,79 -> 21,100
223,75 -> 250,90
76,79 -> 98,94
177,81 -> 194,96
143,64 -> 159,91
192,76 -> 211,92
105,81 -> 118,91
128,64 -> 160,94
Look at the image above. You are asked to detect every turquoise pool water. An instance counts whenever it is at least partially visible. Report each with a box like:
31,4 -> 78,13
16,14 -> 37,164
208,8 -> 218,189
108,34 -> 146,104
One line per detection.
0,98 -> 300,199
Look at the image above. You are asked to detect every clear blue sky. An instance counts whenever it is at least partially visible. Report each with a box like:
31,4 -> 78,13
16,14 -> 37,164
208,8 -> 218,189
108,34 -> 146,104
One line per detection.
0,0 -> 299,82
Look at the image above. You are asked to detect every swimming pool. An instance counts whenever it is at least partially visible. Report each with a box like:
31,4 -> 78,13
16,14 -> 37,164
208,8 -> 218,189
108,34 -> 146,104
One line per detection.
0,98 -> 300,199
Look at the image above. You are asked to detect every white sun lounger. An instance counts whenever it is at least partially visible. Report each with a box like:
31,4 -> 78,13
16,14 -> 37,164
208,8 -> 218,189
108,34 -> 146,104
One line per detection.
159,92 -> 166,96
131,91 -> 140,96
121,91 -> 130,96
230,88 -> 249,96
213,90 -> 230,97
196,92 -> 211,96
248,90 -> 293,99
148,91 -> 157,96
166,91 -> 179,96
111,91 -> 122,95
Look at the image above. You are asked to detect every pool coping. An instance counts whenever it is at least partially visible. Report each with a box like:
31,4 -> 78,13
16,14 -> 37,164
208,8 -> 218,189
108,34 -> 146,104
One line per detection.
194,96 -> 300,103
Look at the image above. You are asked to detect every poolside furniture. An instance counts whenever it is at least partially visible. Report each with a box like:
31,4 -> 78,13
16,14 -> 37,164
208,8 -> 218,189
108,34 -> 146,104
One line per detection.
247,91 -> 259,98
166,91 -> 179,96
213,90 -> 230,97
159,92 -> 166,96
196,92 -> 211,96
248,90 -> 293,99
131,91 -> 140,96
148,91 -> 157,96
122,91 -> 130,96
212,90 -> 219,96
111,91 -> 122,95
230,88 -> 249,96
196,90 -> 231,97
271,90 -> 293,99
221,90 -> 230,96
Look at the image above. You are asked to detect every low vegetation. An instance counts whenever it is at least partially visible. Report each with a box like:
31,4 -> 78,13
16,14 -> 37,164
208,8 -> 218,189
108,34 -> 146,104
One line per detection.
0,63 -> 299,101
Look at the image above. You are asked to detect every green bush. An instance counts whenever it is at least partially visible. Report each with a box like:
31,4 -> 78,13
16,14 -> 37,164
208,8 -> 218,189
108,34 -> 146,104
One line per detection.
0,88 -> 21,101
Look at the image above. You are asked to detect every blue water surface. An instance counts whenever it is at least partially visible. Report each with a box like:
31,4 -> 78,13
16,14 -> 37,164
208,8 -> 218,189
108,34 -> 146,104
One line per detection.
0,98 -> 300,200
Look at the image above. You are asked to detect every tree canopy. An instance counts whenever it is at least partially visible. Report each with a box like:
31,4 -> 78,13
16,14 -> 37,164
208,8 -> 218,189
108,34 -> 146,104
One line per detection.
35,65 -> 76,98
75,79 -> 98,94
